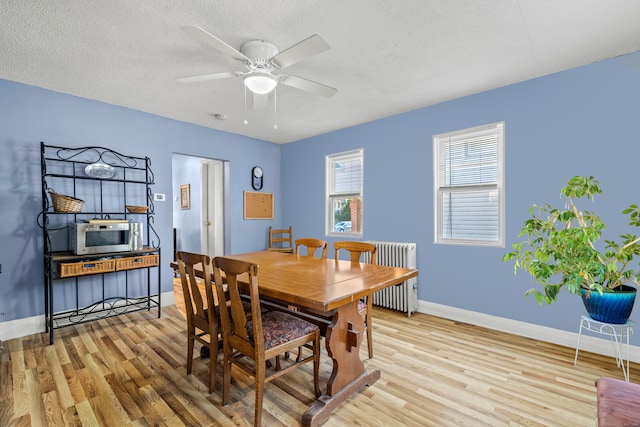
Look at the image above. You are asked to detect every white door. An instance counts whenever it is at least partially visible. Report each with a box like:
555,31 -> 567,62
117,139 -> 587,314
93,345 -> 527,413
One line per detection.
201,160 -> 224,257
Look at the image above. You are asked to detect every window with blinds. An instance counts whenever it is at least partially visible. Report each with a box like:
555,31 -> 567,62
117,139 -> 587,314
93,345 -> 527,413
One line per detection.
326,149 -> 363,236
433,122 -> 504,246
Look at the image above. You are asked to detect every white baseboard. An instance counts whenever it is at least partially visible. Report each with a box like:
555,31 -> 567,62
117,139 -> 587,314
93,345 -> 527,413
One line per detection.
417,300 -> 640,364
0,291 -> 176,342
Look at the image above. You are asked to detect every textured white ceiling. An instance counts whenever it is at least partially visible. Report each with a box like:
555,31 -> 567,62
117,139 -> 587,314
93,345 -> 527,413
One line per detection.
2,1 -> 640,144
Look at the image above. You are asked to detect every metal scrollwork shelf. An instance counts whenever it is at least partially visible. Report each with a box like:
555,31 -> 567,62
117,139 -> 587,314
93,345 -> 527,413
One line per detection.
40,142 -> 161,344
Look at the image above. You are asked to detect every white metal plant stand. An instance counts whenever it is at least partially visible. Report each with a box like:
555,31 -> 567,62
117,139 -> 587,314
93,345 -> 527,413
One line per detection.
574,313 -> 634,382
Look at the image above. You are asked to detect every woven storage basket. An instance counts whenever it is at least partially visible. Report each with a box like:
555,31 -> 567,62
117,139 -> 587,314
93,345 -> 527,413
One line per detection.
125,205 -> 148,213
49,190 -> 84,213
59,259 -> 115,278
116,255 -> 159,271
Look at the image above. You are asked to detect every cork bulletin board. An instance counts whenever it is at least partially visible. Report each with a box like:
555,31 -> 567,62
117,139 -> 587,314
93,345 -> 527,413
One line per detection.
244,191 -> 274,219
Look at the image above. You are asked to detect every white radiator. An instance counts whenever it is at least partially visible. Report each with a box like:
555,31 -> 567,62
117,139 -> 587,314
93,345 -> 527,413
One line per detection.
363,241 -> 417,316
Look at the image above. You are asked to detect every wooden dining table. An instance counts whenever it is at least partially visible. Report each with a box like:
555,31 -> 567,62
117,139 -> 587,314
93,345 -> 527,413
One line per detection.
171,250 -> 418,426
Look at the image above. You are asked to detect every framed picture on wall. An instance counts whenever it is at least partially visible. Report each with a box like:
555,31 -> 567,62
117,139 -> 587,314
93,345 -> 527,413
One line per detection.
180,184 -> 190,209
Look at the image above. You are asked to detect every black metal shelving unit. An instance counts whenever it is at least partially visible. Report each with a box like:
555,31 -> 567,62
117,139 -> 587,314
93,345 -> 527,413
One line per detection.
39,142 -> 161,344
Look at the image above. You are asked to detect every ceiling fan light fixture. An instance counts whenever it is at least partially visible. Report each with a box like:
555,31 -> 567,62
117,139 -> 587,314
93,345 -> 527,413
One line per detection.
243,73 -> 278,94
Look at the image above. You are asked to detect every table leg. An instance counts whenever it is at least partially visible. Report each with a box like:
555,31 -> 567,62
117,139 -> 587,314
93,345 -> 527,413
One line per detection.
302,301 -> 380,427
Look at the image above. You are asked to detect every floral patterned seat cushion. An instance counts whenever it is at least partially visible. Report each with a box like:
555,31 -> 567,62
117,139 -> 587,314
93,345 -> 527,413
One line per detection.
247,310 -> 319,349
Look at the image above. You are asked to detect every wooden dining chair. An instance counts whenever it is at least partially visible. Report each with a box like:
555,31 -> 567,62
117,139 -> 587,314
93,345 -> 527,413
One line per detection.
267,226 -> 294,253
284,238 -> 328,360
295,238 -> 328,258
334,241 -> 377,359
176,251 -> 219,393
212,256 -> 321,426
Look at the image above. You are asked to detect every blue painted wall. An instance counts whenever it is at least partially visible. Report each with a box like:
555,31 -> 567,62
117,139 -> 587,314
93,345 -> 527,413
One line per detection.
2,51 -> 640,341
282,51 -> 640,338
0,80 -> 281,322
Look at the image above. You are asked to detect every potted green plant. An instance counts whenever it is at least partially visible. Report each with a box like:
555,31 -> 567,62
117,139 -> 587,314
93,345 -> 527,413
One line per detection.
503,175 -> 640,324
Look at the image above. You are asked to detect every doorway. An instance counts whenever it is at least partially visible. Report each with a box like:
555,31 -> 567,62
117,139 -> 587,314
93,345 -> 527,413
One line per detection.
172,153 -> 229,258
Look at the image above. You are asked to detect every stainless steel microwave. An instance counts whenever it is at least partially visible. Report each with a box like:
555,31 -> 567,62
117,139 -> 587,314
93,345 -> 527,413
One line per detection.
70,222 -> 143,255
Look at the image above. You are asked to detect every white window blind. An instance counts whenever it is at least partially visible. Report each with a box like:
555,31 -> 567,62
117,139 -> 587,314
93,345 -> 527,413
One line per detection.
331,153 -> 362,195
433,122 -> 504,246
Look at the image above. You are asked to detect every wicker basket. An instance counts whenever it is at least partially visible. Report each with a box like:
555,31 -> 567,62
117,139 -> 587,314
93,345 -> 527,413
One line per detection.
116,255 -> 159,271
59,259 -> 116,278
125,205 -> 148,213
49,190 -> 84,213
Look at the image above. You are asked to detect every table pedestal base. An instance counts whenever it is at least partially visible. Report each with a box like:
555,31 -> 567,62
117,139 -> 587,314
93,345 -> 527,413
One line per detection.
302,369 -> 381,427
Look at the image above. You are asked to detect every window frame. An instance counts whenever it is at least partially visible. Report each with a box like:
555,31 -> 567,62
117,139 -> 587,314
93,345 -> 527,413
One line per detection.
433,122 -> 505,247
326,148 -> 364,237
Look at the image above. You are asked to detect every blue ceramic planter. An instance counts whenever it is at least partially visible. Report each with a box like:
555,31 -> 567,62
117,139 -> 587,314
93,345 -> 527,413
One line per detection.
580,285 -> 637,324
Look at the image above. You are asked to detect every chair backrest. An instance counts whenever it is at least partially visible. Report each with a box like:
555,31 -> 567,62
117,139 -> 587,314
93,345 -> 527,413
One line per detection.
295,238 -> 328,258
334,241 -> 377,265
212,257 -> 264,355
176,251 -> 217,332
268,226 -> 293,251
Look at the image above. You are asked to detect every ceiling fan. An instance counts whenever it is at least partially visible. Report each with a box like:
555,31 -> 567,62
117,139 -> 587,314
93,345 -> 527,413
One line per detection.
177,26 -> 337,107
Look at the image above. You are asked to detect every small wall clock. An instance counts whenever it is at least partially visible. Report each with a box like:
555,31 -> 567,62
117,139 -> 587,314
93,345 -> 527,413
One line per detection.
252,166 -> 264,190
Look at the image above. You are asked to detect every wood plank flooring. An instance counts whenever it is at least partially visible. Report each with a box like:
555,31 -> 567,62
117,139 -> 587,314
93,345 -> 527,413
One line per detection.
1,304 -> 634,426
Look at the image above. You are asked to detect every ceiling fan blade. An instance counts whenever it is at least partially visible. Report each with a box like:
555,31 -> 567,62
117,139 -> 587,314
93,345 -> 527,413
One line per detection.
181,26 -> 250,63
279,74 -> 337,98
251,92 -> 269,109
270,34 -> 330,69
176,71 -> 239,83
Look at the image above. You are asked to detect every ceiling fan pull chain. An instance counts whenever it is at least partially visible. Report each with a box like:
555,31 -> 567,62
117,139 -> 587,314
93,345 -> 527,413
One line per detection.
273,87 -> 278,130
244,84 -> 248,125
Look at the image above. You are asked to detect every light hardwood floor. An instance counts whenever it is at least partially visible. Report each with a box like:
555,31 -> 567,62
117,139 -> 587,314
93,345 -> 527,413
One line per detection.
1,304 -> 633,426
